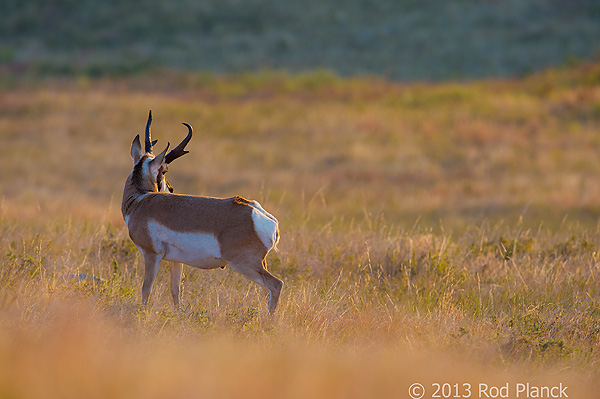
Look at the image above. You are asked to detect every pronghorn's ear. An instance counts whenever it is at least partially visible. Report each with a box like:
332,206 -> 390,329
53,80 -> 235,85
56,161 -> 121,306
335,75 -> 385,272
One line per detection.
148,142 -> 170,177
131,135 -> 143,165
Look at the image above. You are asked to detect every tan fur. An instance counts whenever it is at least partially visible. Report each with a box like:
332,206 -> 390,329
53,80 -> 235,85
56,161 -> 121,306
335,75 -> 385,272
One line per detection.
124,193 -> 267,259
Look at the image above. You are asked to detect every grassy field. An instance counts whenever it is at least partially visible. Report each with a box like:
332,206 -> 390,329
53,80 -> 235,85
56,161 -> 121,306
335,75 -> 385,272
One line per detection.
1,62 -> 600,397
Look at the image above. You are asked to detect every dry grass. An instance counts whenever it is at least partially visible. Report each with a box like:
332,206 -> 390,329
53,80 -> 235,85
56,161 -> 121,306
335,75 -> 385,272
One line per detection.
1,64 -> 600,397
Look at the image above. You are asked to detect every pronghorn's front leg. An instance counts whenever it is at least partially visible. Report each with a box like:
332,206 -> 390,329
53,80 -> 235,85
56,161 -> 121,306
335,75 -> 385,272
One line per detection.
142,252 -> 163,305
169,262 -> 183,309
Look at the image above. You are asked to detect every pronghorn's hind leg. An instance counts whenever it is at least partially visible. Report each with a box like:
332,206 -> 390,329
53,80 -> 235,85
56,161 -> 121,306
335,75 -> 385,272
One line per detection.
260,259 -> 283,313
229,258 -> 283,313
142,252 -> 163,305
169,262 -> 183,310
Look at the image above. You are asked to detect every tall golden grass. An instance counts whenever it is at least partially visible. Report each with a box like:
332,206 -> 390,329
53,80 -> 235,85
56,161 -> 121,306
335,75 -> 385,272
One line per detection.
1,64 -> 600,397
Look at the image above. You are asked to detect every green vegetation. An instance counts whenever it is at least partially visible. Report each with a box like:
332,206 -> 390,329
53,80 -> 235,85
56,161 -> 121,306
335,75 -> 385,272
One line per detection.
2,0 -> 599,80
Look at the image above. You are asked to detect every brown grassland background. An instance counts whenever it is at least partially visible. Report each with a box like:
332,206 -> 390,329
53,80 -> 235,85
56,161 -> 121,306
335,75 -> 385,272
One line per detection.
1,63 -> 600,397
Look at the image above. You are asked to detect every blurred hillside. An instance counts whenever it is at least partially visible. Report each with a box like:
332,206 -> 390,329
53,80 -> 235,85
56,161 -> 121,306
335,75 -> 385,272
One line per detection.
1,0 -> 599,80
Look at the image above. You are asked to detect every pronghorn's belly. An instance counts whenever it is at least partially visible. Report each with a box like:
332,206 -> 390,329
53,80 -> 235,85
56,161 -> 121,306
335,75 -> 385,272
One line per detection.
147,220 -> 227,269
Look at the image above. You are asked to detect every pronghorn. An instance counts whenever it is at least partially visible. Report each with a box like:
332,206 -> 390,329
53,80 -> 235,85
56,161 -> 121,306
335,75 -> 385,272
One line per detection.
122,111 -> 283,313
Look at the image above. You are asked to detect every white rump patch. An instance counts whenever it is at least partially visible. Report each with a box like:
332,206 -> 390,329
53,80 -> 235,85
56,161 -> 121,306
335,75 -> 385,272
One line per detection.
250,201 -> 279,252
147,220 -> 226,269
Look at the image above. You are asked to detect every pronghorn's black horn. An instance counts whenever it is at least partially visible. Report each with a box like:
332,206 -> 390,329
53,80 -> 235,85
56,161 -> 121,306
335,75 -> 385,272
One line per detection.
144,110 -> 156,154
165,123 -> 192,164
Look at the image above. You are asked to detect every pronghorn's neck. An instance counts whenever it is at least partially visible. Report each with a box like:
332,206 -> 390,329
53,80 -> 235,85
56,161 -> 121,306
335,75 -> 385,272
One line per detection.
121,155 -> 160,218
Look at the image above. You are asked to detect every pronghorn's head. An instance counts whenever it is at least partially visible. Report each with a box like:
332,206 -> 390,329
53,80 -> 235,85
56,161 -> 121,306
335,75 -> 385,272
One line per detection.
129,111 -> 193,194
